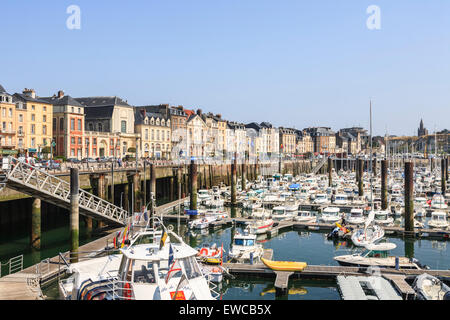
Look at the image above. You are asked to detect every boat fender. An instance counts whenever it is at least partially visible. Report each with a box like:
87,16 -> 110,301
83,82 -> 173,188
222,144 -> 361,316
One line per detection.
123,283 -> 132,300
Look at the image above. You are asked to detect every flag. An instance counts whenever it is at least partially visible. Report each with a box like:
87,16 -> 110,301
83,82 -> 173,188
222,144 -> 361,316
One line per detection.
159,228 -> 168,250
171,274 -> 188,300
121,224 -> 129,248
168,243 -> 174,266
165,259 -> 181,284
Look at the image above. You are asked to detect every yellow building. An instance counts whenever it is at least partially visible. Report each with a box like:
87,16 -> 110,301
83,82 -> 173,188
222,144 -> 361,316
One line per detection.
14,89 -> 53,157
0,85 -> 17,155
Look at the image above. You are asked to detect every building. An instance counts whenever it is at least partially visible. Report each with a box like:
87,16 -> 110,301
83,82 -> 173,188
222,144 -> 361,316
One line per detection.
279,127 -> 296,156
13,89 -> 53,157
134,107 -> 171,159
418,119 -> 428,137
0,85 -> 17,155
75,96 -> 136,158
294,130 -> 314,155
227,121 -> 247,160
304,127 -> 336,155
185,110 -> 208,159
41,91 -> 85,159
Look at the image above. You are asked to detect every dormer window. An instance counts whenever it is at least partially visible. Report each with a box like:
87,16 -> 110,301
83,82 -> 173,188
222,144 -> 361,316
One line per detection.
150,118 -> 154,125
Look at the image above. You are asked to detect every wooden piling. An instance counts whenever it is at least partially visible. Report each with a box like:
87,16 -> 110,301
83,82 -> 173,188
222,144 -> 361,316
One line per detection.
189,159 -> 198,212
231,154 -> 237,205
30,198 -> 41,250
381,159 -> 388,210
404,162 -> 414,236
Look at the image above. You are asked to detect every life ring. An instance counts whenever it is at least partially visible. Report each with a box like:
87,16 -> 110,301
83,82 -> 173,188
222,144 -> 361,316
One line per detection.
123,283 -> 132,300
199,248 -> 209,256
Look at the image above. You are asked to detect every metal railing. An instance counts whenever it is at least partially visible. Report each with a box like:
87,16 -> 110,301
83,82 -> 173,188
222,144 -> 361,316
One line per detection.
5,157 -> 129,225
0,255 -> 23,278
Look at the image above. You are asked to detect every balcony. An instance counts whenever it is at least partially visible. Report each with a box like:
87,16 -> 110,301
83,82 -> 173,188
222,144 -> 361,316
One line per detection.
0,129 -> 16,135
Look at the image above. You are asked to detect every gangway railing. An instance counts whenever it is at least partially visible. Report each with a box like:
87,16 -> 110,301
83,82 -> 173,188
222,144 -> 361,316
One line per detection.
0,254 -> 24,278
312,157 -> 328,174
4,157 -> 129,226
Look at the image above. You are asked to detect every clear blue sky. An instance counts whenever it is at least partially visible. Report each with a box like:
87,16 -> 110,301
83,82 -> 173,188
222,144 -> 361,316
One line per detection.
1,0 -> 449,136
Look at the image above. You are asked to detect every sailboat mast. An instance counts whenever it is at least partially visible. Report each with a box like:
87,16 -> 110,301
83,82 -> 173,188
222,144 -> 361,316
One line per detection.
370,100 -> 374,212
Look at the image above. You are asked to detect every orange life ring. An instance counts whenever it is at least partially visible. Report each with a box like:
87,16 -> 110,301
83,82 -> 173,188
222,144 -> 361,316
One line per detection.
123,283 -> 132,300
199,248 -> 209,256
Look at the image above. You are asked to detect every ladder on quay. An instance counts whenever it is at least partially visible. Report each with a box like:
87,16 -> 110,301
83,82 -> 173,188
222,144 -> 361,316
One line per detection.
2,157 -> 128,226
311,157 -> 328,174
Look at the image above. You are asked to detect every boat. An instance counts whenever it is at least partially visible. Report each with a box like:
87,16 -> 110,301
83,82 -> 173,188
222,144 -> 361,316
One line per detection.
244,218 -> 274,235
197,243 -> 224,265
430,194 -> 448,210
427,211 -> 449,230
334,243 -> 422,269
320,207 -> 341,223
334,194 -> 349,205
228,231 -> 264,263
204,194 -> 224,208
271,206 -> 295,221
413,273 -> 450,300
313,193 -> 329,204
250,207 -> 271,219
294,211 -> 317,223
188,216 -> 217,230
198,189 -> 212,205
260,257 -> 307,272
346,208 -> 365,225
351,211 -> 385,247
337,275 -> 402,300
373,211 -> 394,226
59,222 -> 217,300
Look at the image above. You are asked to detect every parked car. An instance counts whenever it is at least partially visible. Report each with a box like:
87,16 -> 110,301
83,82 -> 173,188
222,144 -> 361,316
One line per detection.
96,156 -> 110,162
67,158 -> 81,163
82,158 -> 96,163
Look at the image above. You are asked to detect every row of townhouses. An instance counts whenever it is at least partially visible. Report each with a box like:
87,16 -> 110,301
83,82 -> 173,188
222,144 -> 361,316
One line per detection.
0,84 -> 365,160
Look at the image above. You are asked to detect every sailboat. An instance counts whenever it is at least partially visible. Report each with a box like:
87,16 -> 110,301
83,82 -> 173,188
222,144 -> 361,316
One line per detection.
351,101 -> 385,247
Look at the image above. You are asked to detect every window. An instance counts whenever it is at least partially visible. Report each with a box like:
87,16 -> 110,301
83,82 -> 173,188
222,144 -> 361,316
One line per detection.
71,149 -> 75,156
71,137 -> 75,144
1,108 -> 4,117
31,124 -> 35,134
31,114 -> 35,121
151,129 -> 154,140
53,118 -> 56,131
78,137 -> 82,145
43,138 -> 47,146
98,123 -> 103,132
31,137 -> 35,147
43,115 -> 46,122
78,108 -> 81,114
121,120 -> 127,133
43,125 -> 47,135
19,114 -> 23,123
43,106 -> 46,112
93,138 -> 97,145
8,108 -> 12,117
32,105 -> 35,110
78,119 -> 82,130
71,118 -> 75,130
85,138 -> 89,145
145,129 -> 148,140
18,126 -> 23,134
88,123 -> 93,131
18,138 -> 23,148
60,118 -> 64,131
156,130 -> 160,141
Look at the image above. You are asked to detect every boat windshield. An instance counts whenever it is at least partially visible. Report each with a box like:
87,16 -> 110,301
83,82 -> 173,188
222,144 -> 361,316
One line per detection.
234,239 -> 255,246
132,260 -> 156,284
367,250 -> 389,258
273,209 -> 285,215
433,215 -> 445,221
180,257 -> 202,280
132,234 -> 156,245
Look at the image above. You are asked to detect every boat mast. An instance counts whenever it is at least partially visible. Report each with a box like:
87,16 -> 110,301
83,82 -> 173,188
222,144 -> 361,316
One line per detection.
370,100 -> 374,212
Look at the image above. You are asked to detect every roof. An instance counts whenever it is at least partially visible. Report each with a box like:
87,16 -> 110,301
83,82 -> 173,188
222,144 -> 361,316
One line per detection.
75,96 -> 131,107
13,93 -> 51,104
0,84 -> 7,94
39,95 -> 84,107
134,108 -> 169,125
184,109 -> 195,117
84,105 -> 114,119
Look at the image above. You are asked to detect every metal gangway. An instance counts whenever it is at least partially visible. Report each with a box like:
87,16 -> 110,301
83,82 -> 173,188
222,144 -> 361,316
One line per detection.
2,157 -> 128,226
311,157 -> 328,174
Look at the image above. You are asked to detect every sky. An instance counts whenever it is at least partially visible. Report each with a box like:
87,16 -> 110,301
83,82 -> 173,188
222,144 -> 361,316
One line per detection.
1,0 -> 449,136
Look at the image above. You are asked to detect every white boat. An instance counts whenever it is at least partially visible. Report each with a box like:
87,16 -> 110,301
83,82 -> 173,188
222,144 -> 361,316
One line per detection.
198,189 -> 212,204
228,231 -> 264,263
334,194 -> 349,205
427,211 -> 449,230
250,207 -> 271,219
271,206 -> 295,221
244,218 -> 274,235
413,273 -> 450,300
334,243 -> 422,269
188,216 -> 217,230
431,194 -> 448,210
373,211 -> 394,226
59,224 -> 216,300
295,211 -> 317,223
204,194 -> 224,208
346,208 -> 365,225
321,207 -> 341,223
314,193 -> 329,204
351,211 -> 385,247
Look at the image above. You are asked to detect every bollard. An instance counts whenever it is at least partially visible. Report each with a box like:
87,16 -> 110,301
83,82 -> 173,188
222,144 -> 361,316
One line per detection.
395,256 -> 399,270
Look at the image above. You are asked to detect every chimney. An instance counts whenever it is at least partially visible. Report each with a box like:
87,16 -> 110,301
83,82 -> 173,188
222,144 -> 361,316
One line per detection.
57,90 -> 64,98
23,88 -> 36,99
197,109 -> 202,116
216,114 -> 222,119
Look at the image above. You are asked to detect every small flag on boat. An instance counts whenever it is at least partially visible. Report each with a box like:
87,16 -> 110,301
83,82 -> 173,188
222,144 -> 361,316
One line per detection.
159,228 -> 168,250
121,224 -> 129,248
168,243 -> 174,266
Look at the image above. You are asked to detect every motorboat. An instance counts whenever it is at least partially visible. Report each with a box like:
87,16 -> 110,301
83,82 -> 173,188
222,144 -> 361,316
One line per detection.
188,216 -> 217,230
373,211 -> 394,226
204,194 -> 224,208
314,193 -> 329,204
271,206 -> 295,221
228,231 -> 264,263
250,207 -> 271,219
244,218 -> 274,235
59,223 -> 217,300
334,194 -> 349,205
320,207 -> 341,223
198,189 -> 212,205
413,273 -> 450,300
294,211 -> 317,223
351,212 -> 385,247
334,243 -> 422,269
431,194 -> 448,210
427,211 -> 449,230
196,243 -> 224,265
346,208 -> 365,225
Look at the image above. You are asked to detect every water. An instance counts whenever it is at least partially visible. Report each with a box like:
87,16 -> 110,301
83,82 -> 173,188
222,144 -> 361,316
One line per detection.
3,202 -> 449,300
